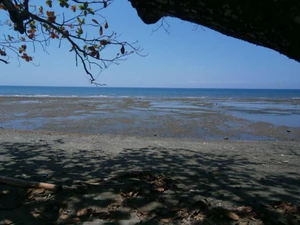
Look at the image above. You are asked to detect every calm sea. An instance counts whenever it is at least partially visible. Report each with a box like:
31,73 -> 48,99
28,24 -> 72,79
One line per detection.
0,86 -> 300,99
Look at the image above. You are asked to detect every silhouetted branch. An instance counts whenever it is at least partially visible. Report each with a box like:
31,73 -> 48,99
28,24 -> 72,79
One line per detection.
0,58 -> 9,63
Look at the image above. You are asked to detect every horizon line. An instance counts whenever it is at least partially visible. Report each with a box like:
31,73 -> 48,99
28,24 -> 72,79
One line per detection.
0,85 -> 300,90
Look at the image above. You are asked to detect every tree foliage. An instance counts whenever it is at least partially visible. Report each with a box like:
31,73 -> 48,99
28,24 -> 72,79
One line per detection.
0,0 -> 142,84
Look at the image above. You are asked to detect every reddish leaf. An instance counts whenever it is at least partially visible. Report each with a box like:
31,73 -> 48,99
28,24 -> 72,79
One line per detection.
28,33 -> 34,39
50,32 -> 59,39
46,11 -> 54,17
90,51 -> 97,57
88,46 -> 96,51
70,5 -> 76,12
104,21 -> 108,29
99,26 -> 103,36
92,19 -> 99,24
0,49 -> 6,56
100,39 -> 110,46
27,29 -> 36,33
46,11 -> 56,23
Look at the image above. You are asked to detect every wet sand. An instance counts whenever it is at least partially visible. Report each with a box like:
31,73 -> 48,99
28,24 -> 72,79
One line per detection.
0,96 -> 299,141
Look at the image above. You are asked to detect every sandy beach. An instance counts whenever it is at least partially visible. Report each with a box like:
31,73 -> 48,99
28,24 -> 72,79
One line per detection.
0,96 -> 300,224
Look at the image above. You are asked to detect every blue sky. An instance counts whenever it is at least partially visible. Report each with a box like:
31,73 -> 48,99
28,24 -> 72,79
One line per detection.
0,0 -> 300,88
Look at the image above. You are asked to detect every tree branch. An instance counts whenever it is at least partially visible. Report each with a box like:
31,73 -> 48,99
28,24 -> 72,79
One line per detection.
0,0 -> 143,84
0,58 -> 9,64
129,0 -> 300,63
1,0 -> 29,33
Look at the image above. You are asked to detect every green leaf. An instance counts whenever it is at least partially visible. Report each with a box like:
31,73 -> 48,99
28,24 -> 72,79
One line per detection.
8,35 -> 14,41
83,2 -> 88,9
39,6 -> 43,14
46,0 -> 52,8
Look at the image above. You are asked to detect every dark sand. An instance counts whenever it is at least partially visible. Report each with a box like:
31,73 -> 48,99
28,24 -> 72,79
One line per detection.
0,97 -> 300,224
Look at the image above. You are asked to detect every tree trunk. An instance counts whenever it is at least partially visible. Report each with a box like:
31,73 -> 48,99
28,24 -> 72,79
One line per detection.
129,0 -> 300,63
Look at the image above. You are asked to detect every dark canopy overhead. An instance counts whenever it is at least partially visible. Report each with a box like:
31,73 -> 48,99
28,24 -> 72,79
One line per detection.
129,0 -> 300,63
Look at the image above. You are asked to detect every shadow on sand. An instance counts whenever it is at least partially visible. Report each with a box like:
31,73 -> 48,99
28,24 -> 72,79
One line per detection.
0,140 -> 299,224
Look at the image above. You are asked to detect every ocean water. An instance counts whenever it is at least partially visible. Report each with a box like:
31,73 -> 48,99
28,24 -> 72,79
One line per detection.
0,86 -> 300,99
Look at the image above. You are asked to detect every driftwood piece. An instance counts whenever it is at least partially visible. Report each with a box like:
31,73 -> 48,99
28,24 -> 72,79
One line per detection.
0,176 -> 59,191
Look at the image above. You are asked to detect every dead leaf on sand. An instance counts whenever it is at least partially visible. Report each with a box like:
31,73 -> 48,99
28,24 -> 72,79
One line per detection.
76,207 -> 89,217
226,211 -> 240,221
137,210 -> 149,217
3,219 -> 16,225
271,201 -> 299,214
108,203 -> 121,210
120,190 -> 139,198
190,210 -> 205,221
236,205 -> 256,220
57,216 -> 81,224
236,206 -> 252,212
32,188 -> 45,194
161,218 -> 170,223
26,188 -> 50,202
32,207 -> 41,215
57,213 -> 70,221
157,187 -> 165,192
31,208 -> 52,220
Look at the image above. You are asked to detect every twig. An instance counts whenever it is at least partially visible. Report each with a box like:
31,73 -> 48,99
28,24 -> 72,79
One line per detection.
0,58 -> 9,64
